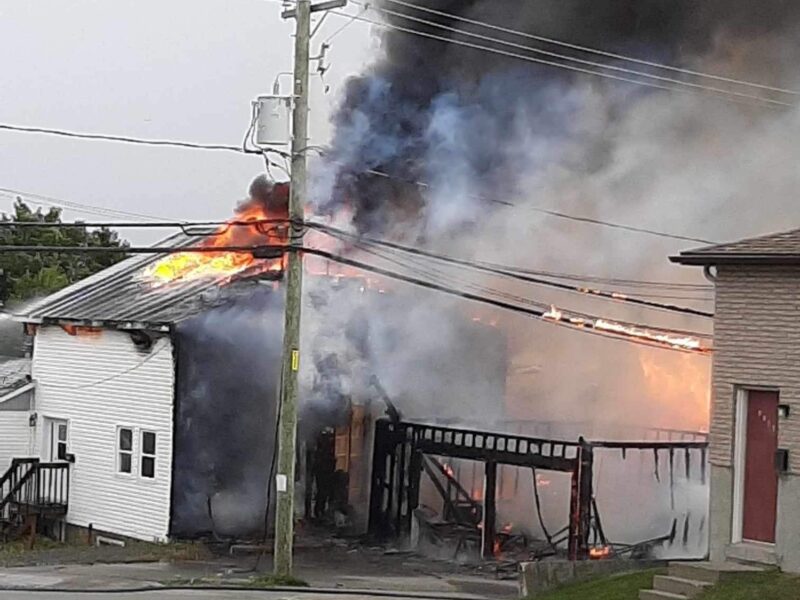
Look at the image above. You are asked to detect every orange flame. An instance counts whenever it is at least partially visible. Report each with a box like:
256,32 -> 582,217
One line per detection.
144,188 -> 289,286
542,304 -> 708,353
589,546 -> 612,559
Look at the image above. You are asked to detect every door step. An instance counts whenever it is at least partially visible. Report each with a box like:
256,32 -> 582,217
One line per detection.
639,590 -> 686,600
726,542 -> 778,566
639,561 -> 765,599
668,561 -> 763,585
653,575 -> 711,598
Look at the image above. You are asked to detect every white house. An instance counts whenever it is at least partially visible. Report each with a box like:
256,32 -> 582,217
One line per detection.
2,236 -> 285,543
0,356 -> 34,473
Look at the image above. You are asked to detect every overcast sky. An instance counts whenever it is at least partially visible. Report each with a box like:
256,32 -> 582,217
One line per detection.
0,0 -> 376,242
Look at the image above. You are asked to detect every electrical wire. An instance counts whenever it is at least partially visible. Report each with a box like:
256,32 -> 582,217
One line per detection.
308,222 -> 714,318
0,187 -> 166,222
312,157 -> 717,245
0,214 -> 714,293
41,340 -> 171,390
345,238 -> 710,338
381,0 -> 800,98
303,246 -> 713,353
0,123 -> 258,153
0,241 -> 711,352
328,10 -> 790,110
322,3 -> 369,44
0,219 -> 291,229
358,2 -> 795,108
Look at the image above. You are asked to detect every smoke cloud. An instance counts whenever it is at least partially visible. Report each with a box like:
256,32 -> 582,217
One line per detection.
297,0 -> 800,550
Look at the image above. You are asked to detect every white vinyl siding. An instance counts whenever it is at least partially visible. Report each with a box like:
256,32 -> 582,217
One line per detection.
0,412 -> 34,474
32,326 -> 174,542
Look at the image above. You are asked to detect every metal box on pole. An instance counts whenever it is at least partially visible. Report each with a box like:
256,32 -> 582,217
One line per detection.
253,95 -> 292,147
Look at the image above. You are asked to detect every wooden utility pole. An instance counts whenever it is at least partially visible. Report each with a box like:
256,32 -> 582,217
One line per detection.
274,0 -> 311,577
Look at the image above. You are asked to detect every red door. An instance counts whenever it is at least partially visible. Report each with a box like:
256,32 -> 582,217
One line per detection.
742,390 -> 779,543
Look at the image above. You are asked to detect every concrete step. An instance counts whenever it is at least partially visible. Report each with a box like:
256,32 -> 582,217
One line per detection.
669,561 -> 763,584
639,589 -> 687,600
726,542 -> 778,566
653,575 -> 711,598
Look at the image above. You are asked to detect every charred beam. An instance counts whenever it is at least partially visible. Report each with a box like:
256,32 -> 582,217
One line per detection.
482,461 -> 497,559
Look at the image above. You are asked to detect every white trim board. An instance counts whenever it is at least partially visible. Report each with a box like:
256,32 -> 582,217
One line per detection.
0,382 -> 35,405
732,388 -> 747,544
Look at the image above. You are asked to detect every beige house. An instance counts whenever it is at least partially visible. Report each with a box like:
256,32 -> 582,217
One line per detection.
672,228 -> 800,572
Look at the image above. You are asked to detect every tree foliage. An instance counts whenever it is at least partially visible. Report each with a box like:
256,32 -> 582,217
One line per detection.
0,199 -> 128,303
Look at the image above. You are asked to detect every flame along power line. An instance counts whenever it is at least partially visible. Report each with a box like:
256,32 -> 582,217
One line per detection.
0,217 -> 713,311
0,241 -> 711,353
380,0 -> 800,97
329,9 -> 793,110
356,1 -> 796,109
0,208 -> 715,293
345,236 -> 710,339
306,222 -> 714,318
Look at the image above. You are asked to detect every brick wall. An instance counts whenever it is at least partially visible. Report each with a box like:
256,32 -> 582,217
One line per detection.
711,265 -> 800,472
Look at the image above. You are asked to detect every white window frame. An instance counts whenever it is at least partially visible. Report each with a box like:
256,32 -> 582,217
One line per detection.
117,426 -> 135,476
139,430 -> 157,480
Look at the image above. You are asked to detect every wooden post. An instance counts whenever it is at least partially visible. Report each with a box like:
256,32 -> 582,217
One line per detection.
482,461 -> 497,559
406,450 -> 423,539
273,0 -> 310,577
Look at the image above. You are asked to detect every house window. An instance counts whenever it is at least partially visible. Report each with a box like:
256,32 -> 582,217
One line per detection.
141,431 -> 156,479
117,427 -> 133,474
56,423 -> 68,461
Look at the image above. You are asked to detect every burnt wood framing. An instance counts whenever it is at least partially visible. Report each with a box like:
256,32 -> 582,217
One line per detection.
368,419 -> 710,561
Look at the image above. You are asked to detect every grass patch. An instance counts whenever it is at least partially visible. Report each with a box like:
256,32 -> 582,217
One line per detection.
695,571 -> 800,600
533,569 -> 659,600
0,538 -> 64,560
245,574 -> 310,588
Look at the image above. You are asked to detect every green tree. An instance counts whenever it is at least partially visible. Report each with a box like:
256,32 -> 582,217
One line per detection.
0,199 -> 129,303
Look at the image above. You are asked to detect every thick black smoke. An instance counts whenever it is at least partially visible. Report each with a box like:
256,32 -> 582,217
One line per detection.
171,286 -> 283,538
318,0 -> 800,236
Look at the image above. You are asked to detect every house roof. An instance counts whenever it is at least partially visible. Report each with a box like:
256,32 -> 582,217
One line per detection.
0,356 -> 31,397
671,227 -> 800,266
13,233 -> 281,330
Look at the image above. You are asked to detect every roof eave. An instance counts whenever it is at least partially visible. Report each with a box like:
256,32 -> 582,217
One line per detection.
671,253 -> 800,266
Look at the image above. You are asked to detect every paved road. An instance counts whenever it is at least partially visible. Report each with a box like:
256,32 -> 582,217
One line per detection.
0,592 -> 451,600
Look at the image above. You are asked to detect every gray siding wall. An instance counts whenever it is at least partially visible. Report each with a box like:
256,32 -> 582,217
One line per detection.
711,265 -> 800,471
710,265 -> 800,572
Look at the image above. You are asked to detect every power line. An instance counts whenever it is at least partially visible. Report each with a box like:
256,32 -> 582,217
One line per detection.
0,120 -> 717,245
0,187 -> 167,222
0,218 -> 291,230
346,236 -> 710,338
382,0 -> 800,98
0,216 -> 714,293
43,340 -> 171,389
0,244 -> 282,254
0,242 -> 710,351
0,123 -> 258,154
359,2 -> 795,108
308,222 -> 714,318
305,246 -> 712,354
311,157 -> 716,244
329,10 -> 789,110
